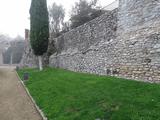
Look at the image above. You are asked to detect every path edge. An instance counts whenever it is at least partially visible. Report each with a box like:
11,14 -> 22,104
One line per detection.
15,70 -> 48,120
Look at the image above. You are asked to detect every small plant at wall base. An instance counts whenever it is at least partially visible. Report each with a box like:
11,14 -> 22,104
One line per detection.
30,0 -> 49,71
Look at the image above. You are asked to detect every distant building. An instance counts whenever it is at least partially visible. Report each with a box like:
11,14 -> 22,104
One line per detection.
0,41 -> 10,65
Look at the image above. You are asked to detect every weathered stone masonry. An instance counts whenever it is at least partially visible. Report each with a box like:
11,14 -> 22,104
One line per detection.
49,0 -> 160,83
115,0 -> 160,82
50,9 -> 117,73
20,30 -> 49,68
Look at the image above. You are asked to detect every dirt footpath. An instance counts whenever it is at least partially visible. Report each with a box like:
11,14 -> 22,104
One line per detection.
0,67 -> 42,120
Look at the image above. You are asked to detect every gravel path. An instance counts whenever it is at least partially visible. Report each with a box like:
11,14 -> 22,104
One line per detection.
0,67 -> 42,120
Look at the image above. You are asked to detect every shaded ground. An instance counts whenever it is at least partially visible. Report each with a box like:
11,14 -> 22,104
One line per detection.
0,67 -> 42,120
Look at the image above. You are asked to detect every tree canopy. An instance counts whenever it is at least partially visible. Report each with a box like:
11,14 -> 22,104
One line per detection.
49,3 -> 65,35
70,0 -> 105,29
30,0 -> 49,56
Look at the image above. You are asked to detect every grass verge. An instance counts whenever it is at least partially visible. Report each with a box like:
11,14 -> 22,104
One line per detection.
18,67 -> 160,120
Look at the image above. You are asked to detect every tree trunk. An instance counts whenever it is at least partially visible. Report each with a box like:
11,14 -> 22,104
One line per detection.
38,56 -> 43,71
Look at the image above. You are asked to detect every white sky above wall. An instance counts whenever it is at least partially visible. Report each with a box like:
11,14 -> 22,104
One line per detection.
0,0 -> 115,38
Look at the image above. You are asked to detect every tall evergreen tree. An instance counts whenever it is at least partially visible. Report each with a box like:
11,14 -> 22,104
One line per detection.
30,0 -> 49,71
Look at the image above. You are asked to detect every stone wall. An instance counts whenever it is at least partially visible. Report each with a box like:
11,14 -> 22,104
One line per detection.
20,29 -> 49,68
55,10 -> 117,53
20,42 -> 38,68
20,44 -> 49,68
114,0 -> 160,82
20,36 -> 57,68
50,0 -> 160,83
50,9 -> 119,75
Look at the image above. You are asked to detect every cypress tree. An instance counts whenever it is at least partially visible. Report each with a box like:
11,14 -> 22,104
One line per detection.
30,0 -> 49,70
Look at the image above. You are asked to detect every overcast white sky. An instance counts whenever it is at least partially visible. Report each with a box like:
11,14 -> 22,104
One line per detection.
0,0 -> 115,38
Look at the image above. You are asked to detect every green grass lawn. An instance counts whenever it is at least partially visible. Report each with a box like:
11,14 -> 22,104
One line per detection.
18,68 -> 160,120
